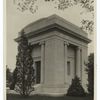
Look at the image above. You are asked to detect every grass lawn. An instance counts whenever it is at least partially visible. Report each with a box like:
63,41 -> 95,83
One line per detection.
7,94 -> 93,100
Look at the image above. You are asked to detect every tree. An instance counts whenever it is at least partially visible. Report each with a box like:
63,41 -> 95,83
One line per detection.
6,65 -> 12,87
13,0 -> 94,34
86,53 -> 94,95
10,67 -> 18,90
12,30 -> 35,96
67,76 -> 86,96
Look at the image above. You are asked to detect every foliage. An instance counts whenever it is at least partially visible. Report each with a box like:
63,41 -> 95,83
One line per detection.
67,76 -> 86,96
13,0 -> 94,34
13,0 -> 94,12
85,53 -> 94,95
6,65 -> 12,87
11,30 -> 35,96
74,0 -> 94,11
10,67 -> 18,90
81,20 -> 94,34
13,0 -> 38,14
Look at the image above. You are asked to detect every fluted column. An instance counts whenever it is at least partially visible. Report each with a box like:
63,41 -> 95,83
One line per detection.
40,41 -> 45,84
64,41 -> 69,83
76,47 -> 81,78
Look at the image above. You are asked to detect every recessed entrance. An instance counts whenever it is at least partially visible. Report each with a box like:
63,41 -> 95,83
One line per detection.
35,61 -> 41,84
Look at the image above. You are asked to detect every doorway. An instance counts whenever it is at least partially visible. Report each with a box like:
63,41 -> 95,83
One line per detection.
35,61 -> 41,84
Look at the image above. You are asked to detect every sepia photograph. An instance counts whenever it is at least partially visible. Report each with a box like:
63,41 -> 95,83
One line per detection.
6,0 -> 95,100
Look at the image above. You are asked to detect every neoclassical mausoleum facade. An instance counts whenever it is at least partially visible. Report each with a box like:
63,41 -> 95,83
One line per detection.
15,15 -> 91,95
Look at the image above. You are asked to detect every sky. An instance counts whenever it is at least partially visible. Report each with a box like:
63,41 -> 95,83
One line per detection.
6,0 -> 94,71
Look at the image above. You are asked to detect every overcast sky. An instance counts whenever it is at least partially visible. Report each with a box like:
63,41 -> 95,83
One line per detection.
6,0 -> 94,71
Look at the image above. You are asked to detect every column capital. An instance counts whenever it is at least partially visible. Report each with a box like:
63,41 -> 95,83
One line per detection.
76,46 -> 82,50
64,41 -> 69,46
39,41 -> 45,45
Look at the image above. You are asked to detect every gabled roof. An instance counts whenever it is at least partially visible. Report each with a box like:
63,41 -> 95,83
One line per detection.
17,14 -> 91,43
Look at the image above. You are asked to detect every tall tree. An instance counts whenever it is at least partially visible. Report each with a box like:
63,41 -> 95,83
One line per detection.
86,53 -> 94,95
13,31 -> 35,96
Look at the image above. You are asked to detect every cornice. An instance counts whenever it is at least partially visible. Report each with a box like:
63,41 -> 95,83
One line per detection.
15,23 -> 91,43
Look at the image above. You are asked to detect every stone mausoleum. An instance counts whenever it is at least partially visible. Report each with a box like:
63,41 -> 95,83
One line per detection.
15,15 -> 91,96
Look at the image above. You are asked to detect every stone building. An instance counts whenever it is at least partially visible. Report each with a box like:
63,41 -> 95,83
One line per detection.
15,15 -> 91,96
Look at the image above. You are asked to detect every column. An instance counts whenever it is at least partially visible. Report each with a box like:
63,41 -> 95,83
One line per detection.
64,41 -> 69,84
80,49 -> 82,80
40,41 -> 45,84
76,46 -> 81,78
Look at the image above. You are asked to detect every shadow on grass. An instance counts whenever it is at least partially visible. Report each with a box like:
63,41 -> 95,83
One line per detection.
7,94 -> 93,100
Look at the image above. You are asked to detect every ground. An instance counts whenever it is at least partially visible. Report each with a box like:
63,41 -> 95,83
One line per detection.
7,94 -> 93,100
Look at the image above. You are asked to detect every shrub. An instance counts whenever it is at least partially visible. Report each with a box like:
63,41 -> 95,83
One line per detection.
67,76 -> 86,96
